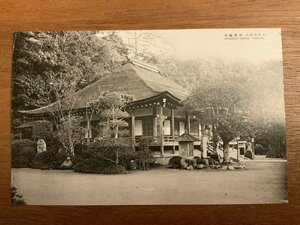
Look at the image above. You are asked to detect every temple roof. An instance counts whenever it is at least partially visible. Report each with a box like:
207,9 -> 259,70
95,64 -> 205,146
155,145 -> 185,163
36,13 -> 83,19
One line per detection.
19,59 -> 189,115
178,133 -> 199,142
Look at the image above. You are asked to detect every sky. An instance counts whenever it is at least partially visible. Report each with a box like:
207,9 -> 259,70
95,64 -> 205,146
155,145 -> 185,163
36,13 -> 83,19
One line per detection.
99,28 -> 283,63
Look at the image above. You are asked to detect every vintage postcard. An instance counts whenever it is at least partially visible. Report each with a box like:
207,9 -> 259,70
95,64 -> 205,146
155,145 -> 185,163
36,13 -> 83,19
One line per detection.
11,28 -> 287,205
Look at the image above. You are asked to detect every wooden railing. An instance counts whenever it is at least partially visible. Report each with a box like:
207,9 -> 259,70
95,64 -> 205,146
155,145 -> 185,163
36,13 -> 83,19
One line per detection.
135,135 -> 200,143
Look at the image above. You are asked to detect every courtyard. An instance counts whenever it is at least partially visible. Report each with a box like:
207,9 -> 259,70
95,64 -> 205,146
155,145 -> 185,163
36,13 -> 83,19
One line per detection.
11,160 -> 288,205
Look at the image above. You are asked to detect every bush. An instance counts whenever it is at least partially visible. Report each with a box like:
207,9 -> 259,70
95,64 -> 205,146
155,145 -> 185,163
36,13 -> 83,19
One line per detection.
48,148 -> 69,168
193,156 -> 207,165
73,158 -> 113,173
210,152 -> 221,163
31,152 -> 51,169
12,156 -> 30,168
136,149 -> 155,163
12,139 -> 36,159
168,156 -> 182,168
74,143 -> 89,158
255,144 -> 267,155
119,150 -> 136,170
169,156 -> 197,169
11,140 -> 37,168
31,148 -> 69,169
101,165 -> 127,174
11,187 -> 26,205
20,147 -> 36,162
137,137 -> 153,151
245,150 -> 255,159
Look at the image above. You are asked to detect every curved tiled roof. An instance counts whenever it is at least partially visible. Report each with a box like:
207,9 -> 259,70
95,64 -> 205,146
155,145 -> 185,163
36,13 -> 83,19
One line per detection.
19,59 -> 189,115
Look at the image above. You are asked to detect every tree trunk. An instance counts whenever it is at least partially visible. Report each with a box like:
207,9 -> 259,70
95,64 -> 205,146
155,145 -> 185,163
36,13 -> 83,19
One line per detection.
116,148 -> 119,165
212,125 -> 218,154
222,138 -> 230,164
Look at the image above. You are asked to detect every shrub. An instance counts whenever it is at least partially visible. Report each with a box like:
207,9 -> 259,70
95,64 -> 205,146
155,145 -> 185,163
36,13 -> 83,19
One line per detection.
255,144 -> 267,155
74,143 -> 89,158
11,187 -> 26,205
12,156 -> 30,168
137,137 -> 153,151
180,157 -> 187,169
31,148 -> 69,169
73,158 -> 113,173
210,152 -> 220,163
20,147 -> 36,162
101,165 -> 127,174
31,151 -> 51,169
119,150 -> 136,170
11,141 -> 37,168
168,156 -> 182,168
73,138 -> 136,174
193,156 -> 207,165
245,150 -> 255,159
12,139 -> 36,159
136,149 -> 155,163
208,158 -> 217,165
48,147 -> 69,168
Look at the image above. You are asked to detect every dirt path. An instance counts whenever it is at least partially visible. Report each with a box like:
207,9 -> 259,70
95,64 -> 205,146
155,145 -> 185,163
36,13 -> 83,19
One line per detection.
11,161 -> 287,205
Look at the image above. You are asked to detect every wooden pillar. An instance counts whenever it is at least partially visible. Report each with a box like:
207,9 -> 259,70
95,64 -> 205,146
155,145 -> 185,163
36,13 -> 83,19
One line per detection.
131,111 -> 135,150
198,122 -> 201,140
159,106 -> 164,156
201,124 -> 208,158
153,107 -> 157,140
171,108 -> 175,153
237,141 -> 240,163
187,114 -> 191,134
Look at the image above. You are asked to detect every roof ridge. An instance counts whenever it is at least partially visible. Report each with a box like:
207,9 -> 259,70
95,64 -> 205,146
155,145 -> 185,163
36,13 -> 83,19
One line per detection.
129,58 -> 161,74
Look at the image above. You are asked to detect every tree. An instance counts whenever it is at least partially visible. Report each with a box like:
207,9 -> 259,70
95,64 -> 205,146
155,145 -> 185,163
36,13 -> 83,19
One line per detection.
12,31 -> 130,157
86,91 -> 134,164
185,79 -> 251,163
56,115 -> 84,157
12,31 -> 128,129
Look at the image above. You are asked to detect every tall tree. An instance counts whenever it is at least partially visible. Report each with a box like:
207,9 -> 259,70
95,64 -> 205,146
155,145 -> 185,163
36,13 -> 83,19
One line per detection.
12,31 -> 128,128
87,91 -> 134,164
185,79 -> 251,163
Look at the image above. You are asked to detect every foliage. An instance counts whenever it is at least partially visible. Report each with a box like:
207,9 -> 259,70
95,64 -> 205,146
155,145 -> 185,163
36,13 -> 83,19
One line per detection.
255,122 -> 286,157
12,31 -> 127,110
101,165 -> 127,174
168,156 -> 182,168
244,150 -> 255,160
31,121 -> 53,141
12,156 -> 31,168
87,91 -> 134,140
12,139 -> 36,157
73,138 -> 154,173
118,150 -> 137,170
11,187 -> 26,205
254,144 -> 267,155
31,152 -> 52,169
56,115 -> 85,157
12,31 -> 129,135
86,138 -> 132,164
184,79 -> 251,162
137,137 -> 153,151
193,156 -> 207,165
73,158 -> 113,174
11,139 -> 37,168
31,148 -> 68,169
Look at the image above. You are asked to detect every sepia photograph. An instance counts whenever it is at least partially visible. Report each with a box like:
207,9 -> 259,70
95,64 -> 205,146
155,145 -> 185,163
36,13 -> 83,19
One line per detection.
10,28 -> 287,205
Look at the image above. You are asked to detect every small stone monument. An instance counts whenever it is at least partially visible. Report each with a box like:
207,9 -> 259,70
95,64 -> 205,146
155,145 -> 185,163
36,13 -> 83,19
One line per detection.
178,133 -> 199,157
37,139 -> 46,153
61,156 -> 73,168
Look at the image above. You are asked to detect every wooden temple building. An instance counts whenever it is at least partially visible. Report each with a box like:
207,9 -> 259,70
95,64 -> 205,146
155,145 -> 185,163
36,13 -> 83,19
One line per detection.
19,59 -> 203,156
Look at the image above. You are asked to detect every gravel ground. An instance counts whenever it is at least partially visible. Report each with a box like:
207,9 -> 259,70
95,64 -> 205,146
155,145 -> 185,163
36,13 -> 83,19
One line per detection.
11,161 -> 287,205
